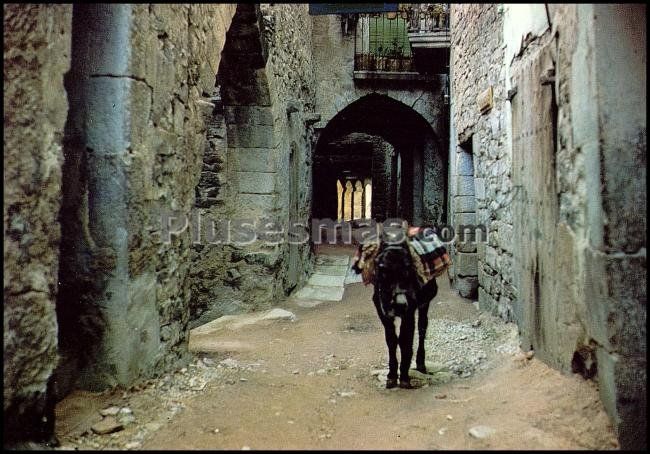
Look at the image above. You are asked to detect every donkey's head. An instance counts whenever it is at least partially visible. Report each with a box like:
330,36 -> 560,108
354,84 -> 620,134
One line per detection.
374,240 -> 416,291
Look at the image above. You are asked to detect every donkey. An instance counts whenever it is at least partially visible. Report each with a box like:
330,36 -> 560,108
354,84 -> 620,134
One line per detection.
371,238 -> 438,389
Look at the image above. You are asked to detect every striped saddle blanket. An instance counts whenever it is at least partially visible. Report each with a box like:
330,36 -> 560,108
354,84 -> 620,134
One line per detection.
352,226 -> 452,285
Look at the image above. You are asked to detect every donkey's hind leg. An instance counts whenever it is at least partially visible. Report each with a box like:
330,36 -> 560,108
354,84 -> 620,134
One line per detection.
415,279 -> 437,373
415,301 -> 429,373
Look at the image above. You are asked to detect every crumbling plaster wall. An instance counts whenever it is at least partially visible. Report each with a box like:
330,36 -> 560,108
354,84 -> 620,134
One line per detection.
3,2 -> 72,436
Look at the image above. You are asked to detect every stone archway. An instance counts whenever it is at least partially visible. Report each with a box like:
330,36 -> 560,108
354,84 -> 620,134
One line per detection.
313,93 -> 447,226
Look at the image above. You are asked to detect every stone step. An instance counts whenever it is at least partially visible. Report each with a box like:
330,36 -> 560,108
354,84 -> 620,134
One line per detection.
289,254 -> 354,304
344,268 -> 364,284
188,339 -> 255,354
292,284 -> 345,302
314,255 -> 350,267
190,308 -> 296,335
306,273 -> 346,287
313,264 -> 350,276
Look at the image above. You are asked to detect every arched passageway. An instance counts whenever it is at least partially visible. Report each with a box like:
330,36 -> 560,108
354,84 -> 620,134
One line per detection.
312,94 -> 447,226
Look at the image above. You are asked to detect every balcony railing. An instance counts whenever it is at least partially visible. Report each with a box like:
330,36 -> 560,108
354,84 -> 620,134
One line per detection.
354,4 -> 450,74
406,3 -> 451,50
403,3 -> 449,33
354,12 -> 413,72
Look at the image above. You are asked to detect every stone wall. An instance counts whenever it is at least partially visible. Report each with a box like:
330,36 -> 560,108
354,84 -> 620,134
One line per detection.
370,138 -> 395,222
449,4 -> 513,309
505,4 -> 647,448
55,4 -> 238,391
188,4 -> 317,325
451,3 -> 647,449
3,3 -> 72,443
311,15 -> 446,139
129,3 -> 238,376
261,3 -> 316,294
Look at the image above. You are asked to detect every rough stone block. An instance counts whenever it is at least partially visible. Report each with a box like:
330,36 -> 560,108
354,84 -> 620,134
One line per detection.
596,349 -> 647,450
583,248 -> 646,358
236,148 -> 276,172
604,255 -> 646,357
601,143 -> 646,253
224,106 -> 274,125
455,175 -> 476,196
293,285 -> 344,302
307,273 -> 346,287
454,195 -> 476,213
456,151 -> 474,176
493,251 -> 507,274
235,193 -> 276,218
496,296 -> 513,321
237,171 -> 275,194
474,178 -> 485,200
220,67 -> 272,106
454,212 -> 477,229
456,252 -> 478,276
130,80 -> 153,149
478,263 -> 494,295
314,265 -> 349,276
500,223 -> 513,247
456,276 -> 479,298
226,124 -> 275,148
485,246 -> 498,269
477,239 -> 487,258
478,286 -> 498,315
456,238 -> 477,253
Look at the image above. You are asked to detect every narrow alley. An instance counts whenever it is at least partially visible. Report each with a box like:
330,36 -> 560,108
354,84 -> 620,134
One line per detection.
4,3 -> 646,451
55,246 -> 616,450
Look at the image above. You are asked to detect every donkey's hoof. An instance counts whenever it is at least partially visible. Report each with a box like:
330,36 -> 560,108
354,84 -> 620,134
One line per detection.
386,378 -> 398,389
399,379 -> 414,389
416,365 -> 428,374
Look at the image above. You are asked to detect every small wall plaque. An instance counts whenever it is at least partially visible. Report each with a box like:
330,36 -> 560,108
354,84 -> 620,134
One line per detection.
477,86 -> 493,114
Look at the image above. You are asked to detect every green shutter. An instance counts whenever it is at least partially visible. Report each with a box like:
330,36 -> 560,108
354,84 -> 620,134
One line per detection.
368,16 -> 411,57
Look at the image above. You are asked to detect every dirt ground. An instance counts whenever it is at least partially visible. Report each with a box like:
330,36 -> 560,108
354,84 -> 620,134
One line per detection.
55,246 -> 619,450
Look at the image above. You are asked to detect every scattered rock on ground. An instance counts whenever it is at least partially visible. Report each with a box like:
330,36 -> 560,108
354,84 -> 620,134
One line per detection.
261,308 -> 296,321
99,406 -> 121,417
424,316 -> 518,377
468,425 -> 496,439
91,417 -> 124,435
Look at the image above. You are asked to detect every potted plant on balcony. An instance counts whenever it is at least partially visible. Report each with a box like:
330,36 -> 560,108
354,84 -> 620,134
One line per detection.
376,46 -> 386,71
386,38 -> 403,72
368,52 -> 377,71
